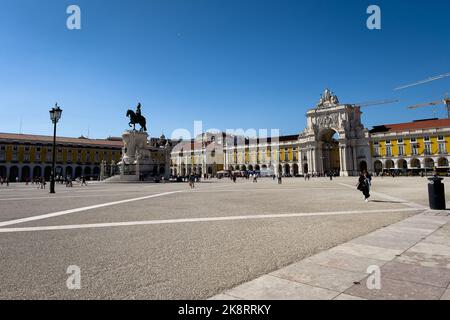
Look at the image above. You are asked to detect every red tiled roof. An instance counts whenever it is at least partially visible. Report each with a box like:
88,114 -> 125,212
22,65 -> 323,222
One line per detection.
371,118 -> 450,133
0,133 -> 123,148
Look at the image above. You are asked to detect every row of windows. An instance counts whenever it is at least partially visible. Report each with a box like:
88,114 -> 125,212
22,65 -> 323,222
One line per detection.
175,148 -> 306,164
374,142 -> 447,157
0,145 -> 120,163
373,135 -> 446,146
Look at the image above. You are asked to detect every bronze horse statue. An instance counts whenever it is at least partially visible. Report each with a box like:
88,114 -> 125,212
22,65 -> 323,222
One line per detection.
126,109 -> 147,132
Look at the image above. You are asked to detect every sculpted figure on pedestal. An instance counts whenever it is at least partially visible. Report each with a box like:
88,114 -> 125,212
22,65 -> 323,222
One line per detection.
126,103 -> 148,132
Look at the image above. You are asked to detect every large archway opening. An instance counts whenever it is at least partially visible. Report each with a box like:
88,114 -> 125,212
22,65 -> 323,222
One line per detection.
374,160 -> 382,175
33,166 -> 42,179
385,160 -> 395,173
44,166 -> 52,181
22,166 -> 31,181
10,166 -> 19,181
398,159 -> 408,175
319,129 -> 340,175
66,166 -> 73,179
0,166 -> 6,178
293,163 -> 299,176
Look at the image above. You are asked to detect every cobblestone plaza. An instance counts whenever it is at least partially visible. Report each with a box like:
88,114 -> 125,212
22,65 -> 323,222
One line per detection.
1,176 -> 449,299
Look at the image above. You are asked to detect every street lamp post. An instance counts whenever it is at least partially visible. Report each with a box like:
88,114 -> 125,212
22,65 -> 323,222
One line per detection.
49,103 -> 63,194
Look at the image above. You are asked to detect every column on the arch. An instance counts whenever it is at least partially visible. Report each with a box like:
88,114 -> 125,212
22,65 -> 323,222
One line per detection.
299,149 -> 304,175
339,145 -> 346,175
307,148 -> 313,174
352,145 -> 357,175
311,147 -> 316,174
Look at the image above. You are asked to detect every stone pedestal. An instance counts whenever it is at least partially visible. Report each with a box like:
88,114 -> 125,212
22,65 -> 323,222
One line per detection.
118,130 -> 171,182
122,131 -> 149,165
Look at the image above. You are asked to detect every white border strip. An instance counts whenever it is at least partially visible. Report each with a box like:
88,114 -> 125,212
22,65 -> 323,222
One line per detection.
0,208 -> 424,233
336,182 -> 426,209
0,191 -> 183,228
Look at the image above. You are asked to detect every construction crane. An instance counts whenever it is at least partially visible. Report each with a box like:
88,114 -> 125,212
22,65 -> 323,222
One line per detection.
395,72 -> 450,90
349,99 -> 399,108
407,94 -> 450,118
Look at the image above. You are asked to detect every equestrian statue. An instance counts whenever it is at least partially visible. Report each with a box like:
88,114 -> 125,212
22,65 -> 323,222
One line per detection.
126,103 -> 147,132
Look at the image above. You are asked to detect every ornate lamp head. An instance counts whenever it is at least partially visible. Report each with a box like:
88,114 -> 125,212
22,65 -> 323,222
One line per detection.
49,103 -> 63,123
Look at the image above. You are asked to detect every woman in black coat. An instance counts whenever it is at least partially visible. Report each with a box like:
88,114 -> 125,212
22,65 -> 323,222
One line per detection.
357,171 -> 370,202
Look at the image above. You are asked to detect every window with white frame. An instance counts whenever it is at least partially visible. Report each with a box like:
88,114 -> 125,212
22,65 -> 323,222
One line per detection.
398,145 -> 404,156
438,135 -> 445,141
386,146 -> 392,157
0,145 -> 5,161
46,148 -> 52,162
373,146 -> 380,157
12,145 -> 18,161
412,143 -> 419,155
424,136 -> 430,142
24,146 -> 30,161
439,142 -> 447,154
425,143 -> 432,155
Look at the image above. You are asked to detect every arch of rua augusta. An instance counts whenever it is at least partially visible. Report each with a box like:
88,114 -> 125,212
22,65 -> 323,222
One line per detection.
170,89 -> 372,177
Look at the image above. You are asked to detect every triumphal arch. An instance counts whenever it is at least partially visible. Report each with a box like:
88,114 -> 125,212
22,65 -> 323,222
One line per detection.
298,89 -> 372,176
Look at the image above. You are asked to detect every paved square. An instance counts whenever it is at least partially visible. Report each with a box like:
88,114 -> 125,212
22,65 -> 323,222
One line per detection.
0,177 -> 440,299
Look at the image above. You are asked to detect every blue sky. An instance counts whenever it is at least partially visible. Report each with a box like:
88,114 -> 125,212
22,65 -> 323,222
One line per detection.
0,0 -> 449,139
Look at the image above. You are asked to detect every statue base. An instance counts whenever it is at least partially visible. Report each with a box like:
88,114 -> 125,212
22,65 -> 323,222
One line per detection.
117,130 -> 171,182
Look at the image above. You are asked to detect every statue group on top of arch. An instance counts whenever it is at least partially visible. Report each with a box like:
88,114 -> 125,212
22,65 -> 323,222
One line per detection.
317,88 -> 340,108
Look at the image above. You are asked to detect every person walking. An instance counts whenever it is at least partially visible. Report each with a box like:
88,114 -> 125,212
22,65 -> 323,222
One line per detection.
277,174 -> 282,185
188,174 -> 195,189
357,171 -> 371,202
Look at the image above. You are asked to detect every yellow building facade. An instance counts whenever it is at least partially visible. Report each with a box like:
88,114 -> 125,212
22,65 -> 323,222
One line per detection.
0,133 -> 122,181
369,118 -> 450,175
170,117 -> 450,177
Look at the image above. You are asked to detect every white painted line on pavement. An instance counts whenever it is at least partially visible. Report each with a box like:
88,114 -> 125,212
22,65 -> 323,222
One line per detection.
0,190 -> 183,228
0,207 -> 425,233
0,193 -> 156,201
192,187 -> 346,193
336,182 -> 426,209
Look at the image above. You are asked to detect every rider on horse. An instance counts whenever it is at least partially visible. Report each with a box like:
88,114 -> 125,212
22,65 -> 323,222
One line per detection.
136,103 -> 142,117
126,103 -> 147,132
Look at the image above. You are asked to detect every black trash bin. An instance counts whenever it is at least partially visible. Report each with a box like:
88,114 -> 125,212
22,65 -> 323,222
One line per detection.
428,176 -> 446,210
